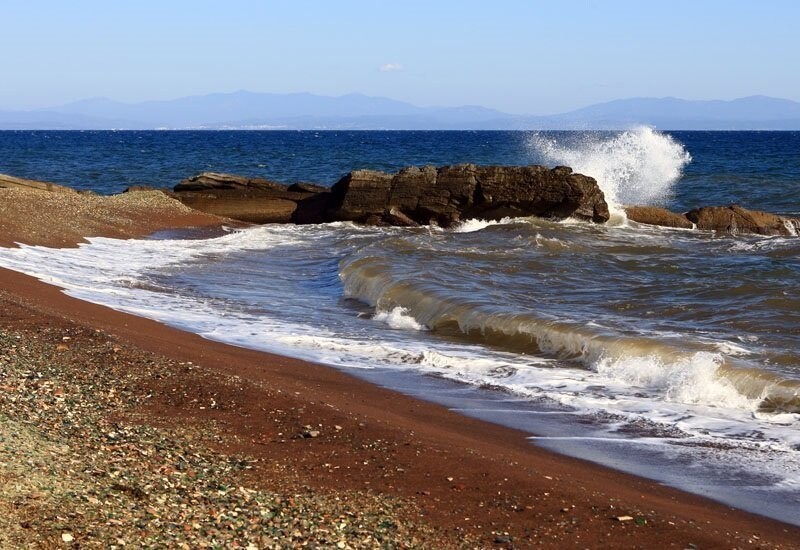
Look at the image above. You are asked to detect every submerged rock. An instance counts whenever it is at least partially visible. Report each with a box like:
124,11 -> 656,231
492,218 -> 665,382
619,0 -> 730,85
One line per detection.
625,206 -> 694,229
624,203 -> 800,236
685,205 -> 800,236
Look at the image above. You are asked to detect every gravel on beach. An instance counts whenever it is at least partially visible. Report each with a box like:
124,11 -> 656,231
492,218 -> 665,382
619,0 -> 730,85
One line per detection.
0,292 -> 440,548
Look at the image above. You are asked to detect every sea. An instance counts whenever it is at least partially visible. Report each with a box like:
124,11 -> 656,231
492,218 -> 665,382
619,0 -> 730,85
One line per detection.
0,128 -> 798,524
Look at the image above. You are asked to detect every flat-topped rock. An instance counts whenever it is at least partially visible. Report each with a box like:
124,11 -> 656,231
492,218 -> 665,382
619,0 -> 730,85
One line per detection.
327,164 -> 609,226
172,173 -> 322,224
175,172 -> 287,192
625,206 -> 694,229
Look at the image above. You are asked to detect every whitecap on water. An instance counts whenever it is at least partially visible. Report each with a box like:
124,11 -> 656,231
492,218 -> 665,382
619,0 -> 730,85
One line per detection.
373,306 -> 427,331
527,126 -> 692,215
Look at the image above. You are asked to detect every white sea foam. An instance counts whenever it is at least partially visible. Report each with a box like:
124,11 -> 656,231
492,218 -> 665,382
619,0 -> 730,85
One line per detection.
595,352 -> 757,410
452,217 -> 520,233
373,307 -> 427,331
528,126 -> 692,216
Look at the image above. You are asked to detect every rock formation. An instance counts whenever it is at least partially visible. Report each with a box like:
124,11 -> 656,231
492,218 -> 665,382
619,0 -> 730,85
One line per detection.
175,172 -> 286,192
326,165 -> 609,226
3,169 -> 797,237
624,206 -> 694,229
172,165 -> 610,227
685,205 -> 800,236
626,203 -> 800,236
172,172 -> 318,224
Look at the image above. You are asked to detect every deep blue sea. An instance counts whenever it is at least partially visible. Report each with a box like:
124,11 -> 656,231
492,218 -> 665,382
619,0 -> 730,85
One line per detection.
1,128 -> 799,524
1,129 -> 799,215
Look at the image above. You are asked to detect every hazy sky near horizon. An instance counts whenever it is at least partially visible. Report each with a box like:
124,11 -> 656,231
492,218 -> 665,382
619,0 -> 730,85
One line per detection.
2,0 -> 798,114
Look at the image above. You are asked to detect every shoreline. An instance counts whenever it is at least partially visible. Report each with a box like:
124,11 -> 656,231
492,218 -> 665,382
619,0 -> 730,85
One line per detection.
1,186 -> 798,545
2,263 -> 799,546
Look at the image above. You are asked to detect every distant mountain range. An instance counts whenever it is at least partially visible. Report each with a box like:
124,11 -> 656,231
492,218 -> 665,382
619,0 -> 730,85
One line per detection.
2,91 -> 799,130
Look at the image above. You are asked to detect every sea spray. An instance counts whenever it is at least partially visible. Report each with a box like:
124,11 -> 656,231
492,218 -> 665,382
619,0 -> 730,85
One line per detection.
527,126 -> 692,215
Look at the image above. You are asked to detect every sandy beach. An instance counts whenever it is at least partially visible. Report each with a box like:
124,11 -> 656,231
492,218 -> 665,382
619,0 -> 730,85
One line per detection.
1,187 -> 799,548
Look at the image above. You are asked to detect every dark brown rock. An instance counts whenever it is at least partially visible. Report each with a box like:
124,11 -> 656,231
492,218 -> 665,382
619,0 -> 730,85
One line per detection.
292,191 -> 334,225
287,182 -> 328,194
326,164 -> 609,225
123,185 -> 167,194
625,206 -> 694,229
470,165 -> 609,223
686,205 -> 800,236
327,169 -> 394,222
172,165 -> 610,227
175,172 -> 287,192
172,172 -> 330,224
384,207 -> 421,227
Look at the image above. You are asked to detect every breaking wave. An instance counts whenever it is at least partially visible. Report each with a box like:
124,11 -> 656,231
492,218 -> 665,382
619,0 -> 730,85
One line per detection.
527,126 -> 692,214
340,254 -> 800,414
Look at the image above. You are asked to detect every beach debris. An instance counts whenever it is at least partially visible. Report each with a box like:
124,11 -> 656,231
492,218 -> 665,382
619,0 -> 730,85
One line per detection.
614,515 -> 634,522
300,425 -> 321,438
61,532 -> 74,543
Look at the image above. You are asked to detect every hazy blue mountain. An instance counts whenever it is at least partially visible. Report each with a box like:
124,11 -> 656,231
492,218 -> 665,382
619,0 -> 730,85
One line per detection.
535,95 -> 800,130
0,109 -> 126,129
1,92 -> 799,129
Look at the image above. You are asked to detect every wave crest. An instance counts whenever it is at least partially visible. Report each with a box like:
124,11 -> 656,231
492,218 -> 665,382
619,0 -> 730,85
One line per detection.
340,254 -> 799,413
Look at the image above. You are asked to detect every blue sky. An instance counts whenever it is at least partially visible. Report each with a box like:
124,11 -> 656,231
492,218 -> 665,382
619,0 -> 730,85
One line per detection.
1,0 -> 798,113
